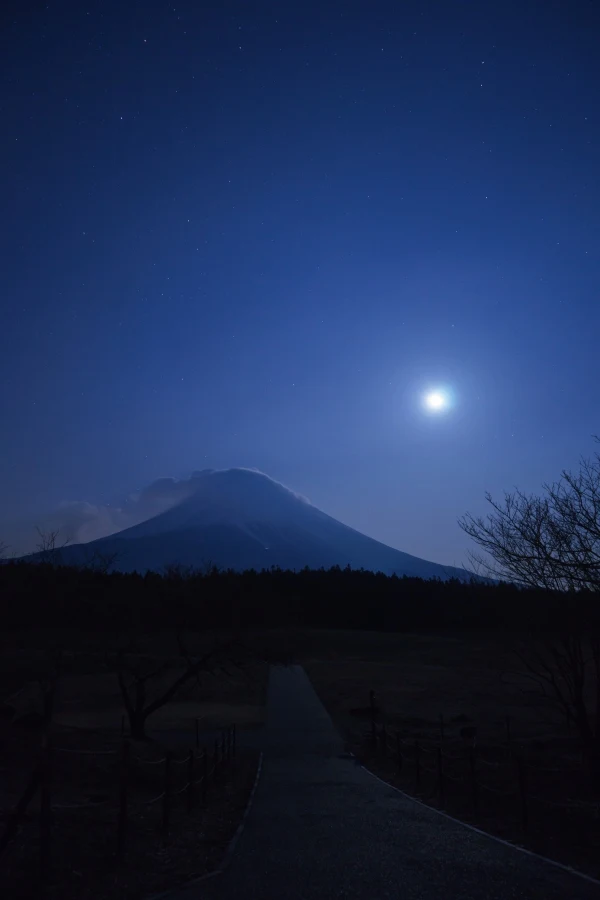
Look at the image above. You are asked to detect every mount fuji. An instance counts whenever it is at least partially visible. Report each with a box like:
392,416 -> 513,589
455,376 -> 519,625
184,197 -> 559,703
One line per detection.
31,469 -> 469,579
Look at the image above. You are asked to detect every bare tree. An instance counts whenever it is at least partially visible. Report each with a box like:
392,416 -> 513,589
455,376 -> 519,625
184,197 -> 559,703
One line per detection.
80,547 -> 120,574
459,446 -> 600,782
34,527 -> 70,565
115,633 -> 255,740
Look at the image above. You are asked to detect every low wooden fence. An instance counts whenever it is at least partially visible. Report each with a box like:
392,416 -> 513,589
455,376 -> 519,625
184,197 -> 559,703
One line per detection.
0,721 -> 237,880
365,690 -> 600,846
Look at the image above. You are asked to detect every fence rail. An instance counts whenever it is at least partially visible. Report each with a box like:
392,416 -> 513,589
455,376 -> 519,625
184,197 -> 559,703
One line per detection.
0,721 -> 238,877
366,689 -> 595,838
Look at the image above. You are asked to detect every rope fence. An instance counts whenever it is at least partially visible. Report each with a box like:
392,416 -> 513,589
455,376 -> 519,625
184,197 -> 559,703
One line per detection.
366,688 -> 595,839
134,755 -> 167,765
0,716 -> 238,878
55,746 -> 116,755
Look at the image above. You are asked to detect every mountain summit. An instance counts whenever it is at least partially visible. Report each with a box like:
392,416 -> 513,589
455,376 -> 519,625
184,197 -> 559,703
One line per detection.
36,469 -> 468,579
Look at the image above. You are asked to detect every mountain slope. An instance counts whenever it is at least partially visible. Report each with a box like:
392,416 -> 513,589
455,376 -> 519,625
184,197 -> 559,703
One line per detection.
32,469 -> 469,579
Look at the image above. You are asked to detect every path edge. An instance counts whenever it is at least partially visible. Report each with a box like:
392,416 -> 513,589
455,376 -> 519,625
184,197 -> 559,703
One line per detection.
360,761 -> 600,888
146,751 -> 264,900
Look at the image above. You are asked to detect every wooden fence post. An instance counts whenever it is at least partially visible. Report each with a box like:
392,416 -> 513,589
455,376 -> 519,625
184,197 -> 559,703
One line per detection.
39,682 -> 55,884
558,804 -> 570,846
187,750 -> 195,813
201,749 -> 208,804
162,752 -> 172,837
381,723 -> 388,756
516,756 -> 528,832
0,765 -> 41,860
469,747 -> 479,815
39,732 -> 52,884
396,733 -> 403,774
415,741 -> 421,788
437,746 -> 445,806
117,740 -> 130,862
439,714 -> 445,744
369,690 -> 377,749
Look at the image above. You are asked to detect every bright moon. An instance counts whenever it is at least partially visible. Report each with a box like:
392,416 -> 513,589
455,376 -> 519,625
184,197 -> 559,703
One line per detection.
424,390 -> 447,412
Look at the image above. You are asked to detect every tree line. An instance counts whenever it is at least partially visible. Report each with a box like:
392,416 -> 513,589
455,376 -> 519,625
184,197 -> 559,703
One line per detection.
1,558 -> 598,634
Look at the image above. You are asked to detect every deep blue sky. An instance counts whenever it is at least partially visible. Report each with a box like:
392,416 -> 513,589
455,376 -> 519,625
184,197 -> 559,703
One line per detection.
2,0 -> 599,563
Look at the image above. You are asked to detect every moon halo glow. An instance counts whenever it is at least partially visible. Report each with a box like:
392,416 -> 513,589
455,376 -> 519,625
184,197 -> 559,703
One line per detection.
423,389 -> 450,413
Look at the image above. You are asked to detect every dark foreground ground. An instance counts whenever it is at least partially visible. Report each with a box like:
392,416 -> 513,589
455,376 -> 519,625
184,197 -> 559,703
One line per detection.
302,629 -> 600,877
170,665 -> 599,900
0,632 -> 266,899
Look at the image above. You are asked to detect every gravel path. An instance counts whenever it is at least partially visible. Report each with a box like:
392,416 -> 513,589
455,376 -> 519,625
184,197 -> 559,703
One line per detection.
171,665 -> 599,899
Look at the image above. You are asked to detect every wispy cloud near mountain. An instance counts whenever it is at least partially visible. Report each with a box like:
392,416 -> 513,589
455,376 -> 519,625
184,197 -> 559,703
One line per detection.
9,469 -> 308,554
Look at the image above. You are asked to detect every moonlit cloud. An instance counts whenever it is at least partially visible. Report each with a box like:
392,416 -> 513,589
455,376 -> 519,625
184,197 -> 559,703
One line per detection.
9,469 -> 310,555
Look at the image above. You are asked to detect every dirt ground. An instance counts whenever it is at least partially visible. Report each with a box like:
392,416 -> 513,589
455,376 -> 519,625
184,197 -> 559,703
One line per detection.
300,629 -> 600,878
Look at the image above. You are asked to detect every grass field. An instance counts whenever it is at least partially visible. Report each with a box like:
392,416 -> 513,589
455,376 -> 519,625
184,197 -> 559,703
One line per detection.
1,628 -> 268,731
299,629 -> 563,742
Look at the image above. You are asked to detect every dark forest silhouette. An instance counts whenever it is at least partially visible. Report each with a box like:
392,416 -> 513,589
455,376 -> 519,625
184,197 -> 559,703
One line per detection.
2,558 -> 598,634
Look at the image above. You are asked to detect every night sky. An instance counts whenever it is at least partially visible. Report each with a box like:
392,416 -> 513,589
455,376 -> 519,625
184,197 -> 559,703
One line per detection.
2,1 -> 599,564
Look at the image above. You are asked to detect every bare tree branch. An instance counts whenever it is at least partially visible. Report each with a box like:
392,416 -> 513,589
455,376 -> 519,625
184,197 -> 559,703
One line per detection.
34,527 -> 70,566
460,443 -> 600,782
115,633 -> 263,739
